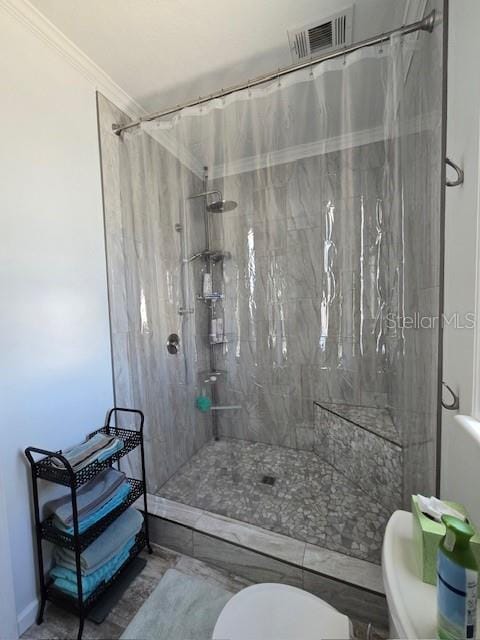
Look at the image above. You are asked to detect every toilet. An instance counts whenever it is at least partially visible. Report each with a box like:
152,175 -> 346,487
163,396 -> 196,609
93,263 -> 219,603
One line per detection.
212,583 -> 351,640
213,511 -> 441,640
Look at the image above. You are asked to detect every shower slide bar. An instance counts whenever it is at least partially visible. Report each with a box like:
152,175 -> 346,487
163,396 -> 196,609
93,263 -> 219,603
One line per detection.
211,405 -> 242,411
112,10 -> 436,136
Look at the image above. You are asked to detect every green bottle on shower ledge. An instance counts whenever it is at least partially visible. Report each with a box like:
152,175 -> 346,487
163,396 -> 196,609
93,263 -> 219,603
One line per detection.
437,515 -> 478,640
195,395 -> 212,413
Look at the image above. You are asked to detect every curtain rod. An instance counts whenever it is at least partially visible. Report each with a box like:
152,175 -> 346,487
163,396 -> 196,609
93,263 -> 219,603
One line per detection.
112,10 -> 436,136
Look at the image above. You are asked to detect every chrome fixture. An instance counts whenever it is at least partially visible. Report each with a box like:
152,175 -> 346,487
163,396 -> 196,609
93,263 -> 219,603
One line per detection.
178,307 -> 194,315
187,189 -> 238,214
112,10 -> 436,136
206,199 -> 238,213
185,249 -> 231,263
445,157 -> 464,187
166,333 -> 180,355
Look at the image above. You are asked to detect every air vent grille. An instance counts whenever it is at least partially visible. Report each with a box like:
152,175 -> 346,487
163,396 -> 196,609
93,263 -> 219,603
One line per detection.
288,7 -> 354,62
308,21 -> 333,53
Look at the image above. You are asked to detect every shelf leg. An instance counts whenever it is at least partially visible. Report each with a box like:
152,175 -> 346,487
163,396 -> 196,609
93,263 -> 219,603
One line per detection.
139,437 -> 152,553
36,597 -> 46,625
77,616 -> 84,640
71,483 -> 86,638
29,470 -> 47,625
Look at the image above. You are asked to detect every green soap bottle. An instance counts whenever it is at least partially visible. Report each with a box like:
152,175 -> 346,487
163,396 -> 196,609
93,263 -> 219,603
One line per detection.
437,515 -> 478,640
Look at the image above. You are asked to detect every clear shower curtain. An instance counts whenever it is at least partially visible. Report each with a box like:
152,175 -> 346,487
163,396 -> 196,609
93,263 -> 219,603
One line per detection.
131,26 -> 442,505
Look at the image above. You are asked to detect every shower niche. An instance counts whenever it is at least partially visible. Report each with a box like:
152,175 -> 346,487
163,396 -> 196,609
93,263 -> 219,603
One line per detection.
98,0 -> 444,567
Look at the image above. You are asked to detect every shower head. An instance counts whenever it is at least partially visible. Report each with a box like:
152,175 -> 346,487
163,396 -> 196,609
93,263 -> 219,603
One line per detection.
206,199 -> 238,213
185,249 -> 231,263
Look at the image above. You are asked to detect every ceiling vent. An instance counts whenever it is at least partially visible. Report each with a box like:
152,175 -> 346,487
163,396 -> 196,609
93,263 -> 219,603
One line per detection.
288,7 -> 354,62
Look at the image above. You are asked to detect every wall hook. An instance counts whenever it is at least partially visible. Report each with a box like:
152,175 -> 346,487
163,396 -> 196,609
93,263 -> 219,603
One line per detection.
441,381 -> 460,411
446,157 -> 464,187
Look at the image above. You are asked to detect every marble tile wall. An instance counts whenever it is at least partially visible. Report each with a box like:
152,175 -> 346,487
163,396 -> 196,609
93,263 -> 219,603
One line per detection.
385,0 -> 444,503
209,143 -> 392,451
97,94 -> 212,491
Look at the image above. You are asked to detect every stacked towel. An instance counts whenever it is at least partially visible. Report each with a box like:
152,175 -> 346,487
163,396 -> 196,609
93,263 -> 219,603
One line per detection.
52,433 -> 124,471
45,468 -> 126,527
51,536 -> 136,600
54,482 -> 132,534
54,508 -> 143,574
50,507 -> 143,600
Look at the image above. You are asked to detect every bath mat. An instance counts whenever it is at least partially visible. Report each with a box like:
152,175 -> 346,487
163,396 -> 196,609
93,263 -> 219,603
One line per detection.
120,568 -> 234,640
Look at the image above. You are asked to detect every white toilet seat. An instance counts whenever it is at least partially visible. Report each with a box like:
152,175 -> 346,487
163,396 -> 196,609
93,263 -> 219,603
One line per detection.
212,583 -> 350,640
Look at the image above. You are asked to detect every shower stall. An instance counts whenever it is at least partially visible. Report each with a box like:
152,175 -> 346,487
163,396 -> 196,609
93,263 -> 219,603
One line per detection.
98,0 -> 444,566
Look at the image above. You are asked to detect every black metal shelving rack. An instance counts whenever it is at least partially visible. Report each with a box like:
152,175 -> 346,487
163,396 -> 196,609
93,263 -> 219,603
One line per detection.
25,408 -> 152,640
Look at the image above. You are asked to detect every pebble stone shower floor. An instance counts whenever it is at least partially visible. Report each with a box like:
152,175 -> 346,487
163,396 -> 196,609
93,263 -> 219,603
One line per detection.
159,438 -> 390,564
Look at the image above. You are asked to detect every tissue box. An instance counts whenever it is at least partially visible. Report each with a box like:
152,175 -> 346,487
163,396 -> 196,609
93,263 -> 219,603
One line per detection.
411,495 -> 480,585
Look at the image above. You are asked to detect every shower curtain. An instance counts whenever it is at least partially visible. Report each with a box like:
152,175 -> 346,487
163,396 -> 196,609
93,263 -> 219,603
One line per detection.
112,21 -> 443,505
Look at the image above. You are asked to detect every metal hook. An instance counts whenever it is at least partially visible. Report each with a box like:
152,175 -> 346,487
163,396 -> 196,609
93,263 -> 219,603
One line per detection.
442,381 -> 460,411
446,157 -> 464,187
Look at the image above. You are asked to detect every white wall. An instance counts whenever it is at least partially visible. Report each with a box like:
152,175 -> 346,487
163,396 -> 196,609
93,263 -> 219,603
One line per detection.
441,0 -> 480,519
0,467 -> 18,640
0,3 -> 138,634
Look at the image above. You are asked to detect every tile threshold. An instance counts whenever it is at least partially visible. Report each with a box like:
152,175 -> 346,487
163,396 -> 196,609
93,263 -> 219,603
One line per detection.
136,493 -> 384,595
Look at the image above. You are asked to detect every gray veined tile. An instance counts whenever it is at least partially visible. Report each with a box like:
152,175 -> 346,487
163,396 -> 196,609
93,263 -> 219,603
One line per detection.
193,531 -> 303,588
303,568 -> 388,628
303,543 -> 384,594
148,516 -> 194,556
140,494 -> 204,527
195,512 -> 306,566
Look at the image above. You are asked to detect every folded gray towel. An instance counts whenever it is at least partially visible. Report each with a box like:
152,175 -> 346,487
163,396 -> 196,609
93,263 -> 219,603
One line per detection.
44,468 -> 126,526
52,433 -> 116,470
54,507 -> 143,575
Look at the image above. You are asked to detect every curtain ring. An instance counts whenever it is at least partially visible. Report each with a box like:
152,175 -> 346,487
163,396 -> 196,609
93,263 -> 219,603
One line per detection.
309,61 -> 314,78
277,69 -> 281,87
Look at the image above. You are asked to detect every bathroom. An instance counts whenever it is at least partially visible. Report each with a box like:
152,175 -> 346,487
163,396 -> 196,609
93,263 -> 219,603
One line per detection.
1,0 -> 480,638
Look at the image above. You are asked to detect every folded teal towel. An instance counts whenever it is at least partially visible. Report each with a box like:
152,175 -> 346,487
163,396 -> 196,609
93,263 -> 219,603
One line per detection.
97,438 -> 124,462
54,482 -> 131,534
50,536 -> 136,600
54,508 -> 143,574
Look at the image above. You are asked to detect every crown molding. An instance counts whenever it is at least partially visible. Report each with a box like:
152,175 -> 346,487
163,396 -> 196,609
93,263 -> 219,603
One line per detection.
0,0 -> 146,119
208,112 -> 438,180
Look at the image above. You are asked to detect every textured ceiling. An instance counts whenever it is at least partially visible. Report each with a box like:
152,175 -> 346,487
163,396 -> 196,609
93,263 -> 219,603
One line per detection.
30,0 -> 409,113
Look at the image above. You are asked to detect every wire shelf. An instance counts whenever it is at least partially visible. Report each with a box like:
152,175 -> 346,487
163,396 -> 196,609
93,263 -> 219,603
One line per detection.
40,478 -> 144,551
33,427 -> 142,488
25,407 -> 151,639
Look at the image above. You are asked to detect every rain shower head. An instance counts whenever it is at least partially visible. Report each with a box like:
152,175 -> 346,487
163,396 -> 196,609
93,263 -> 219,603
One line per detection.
206,199 -> 238,213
